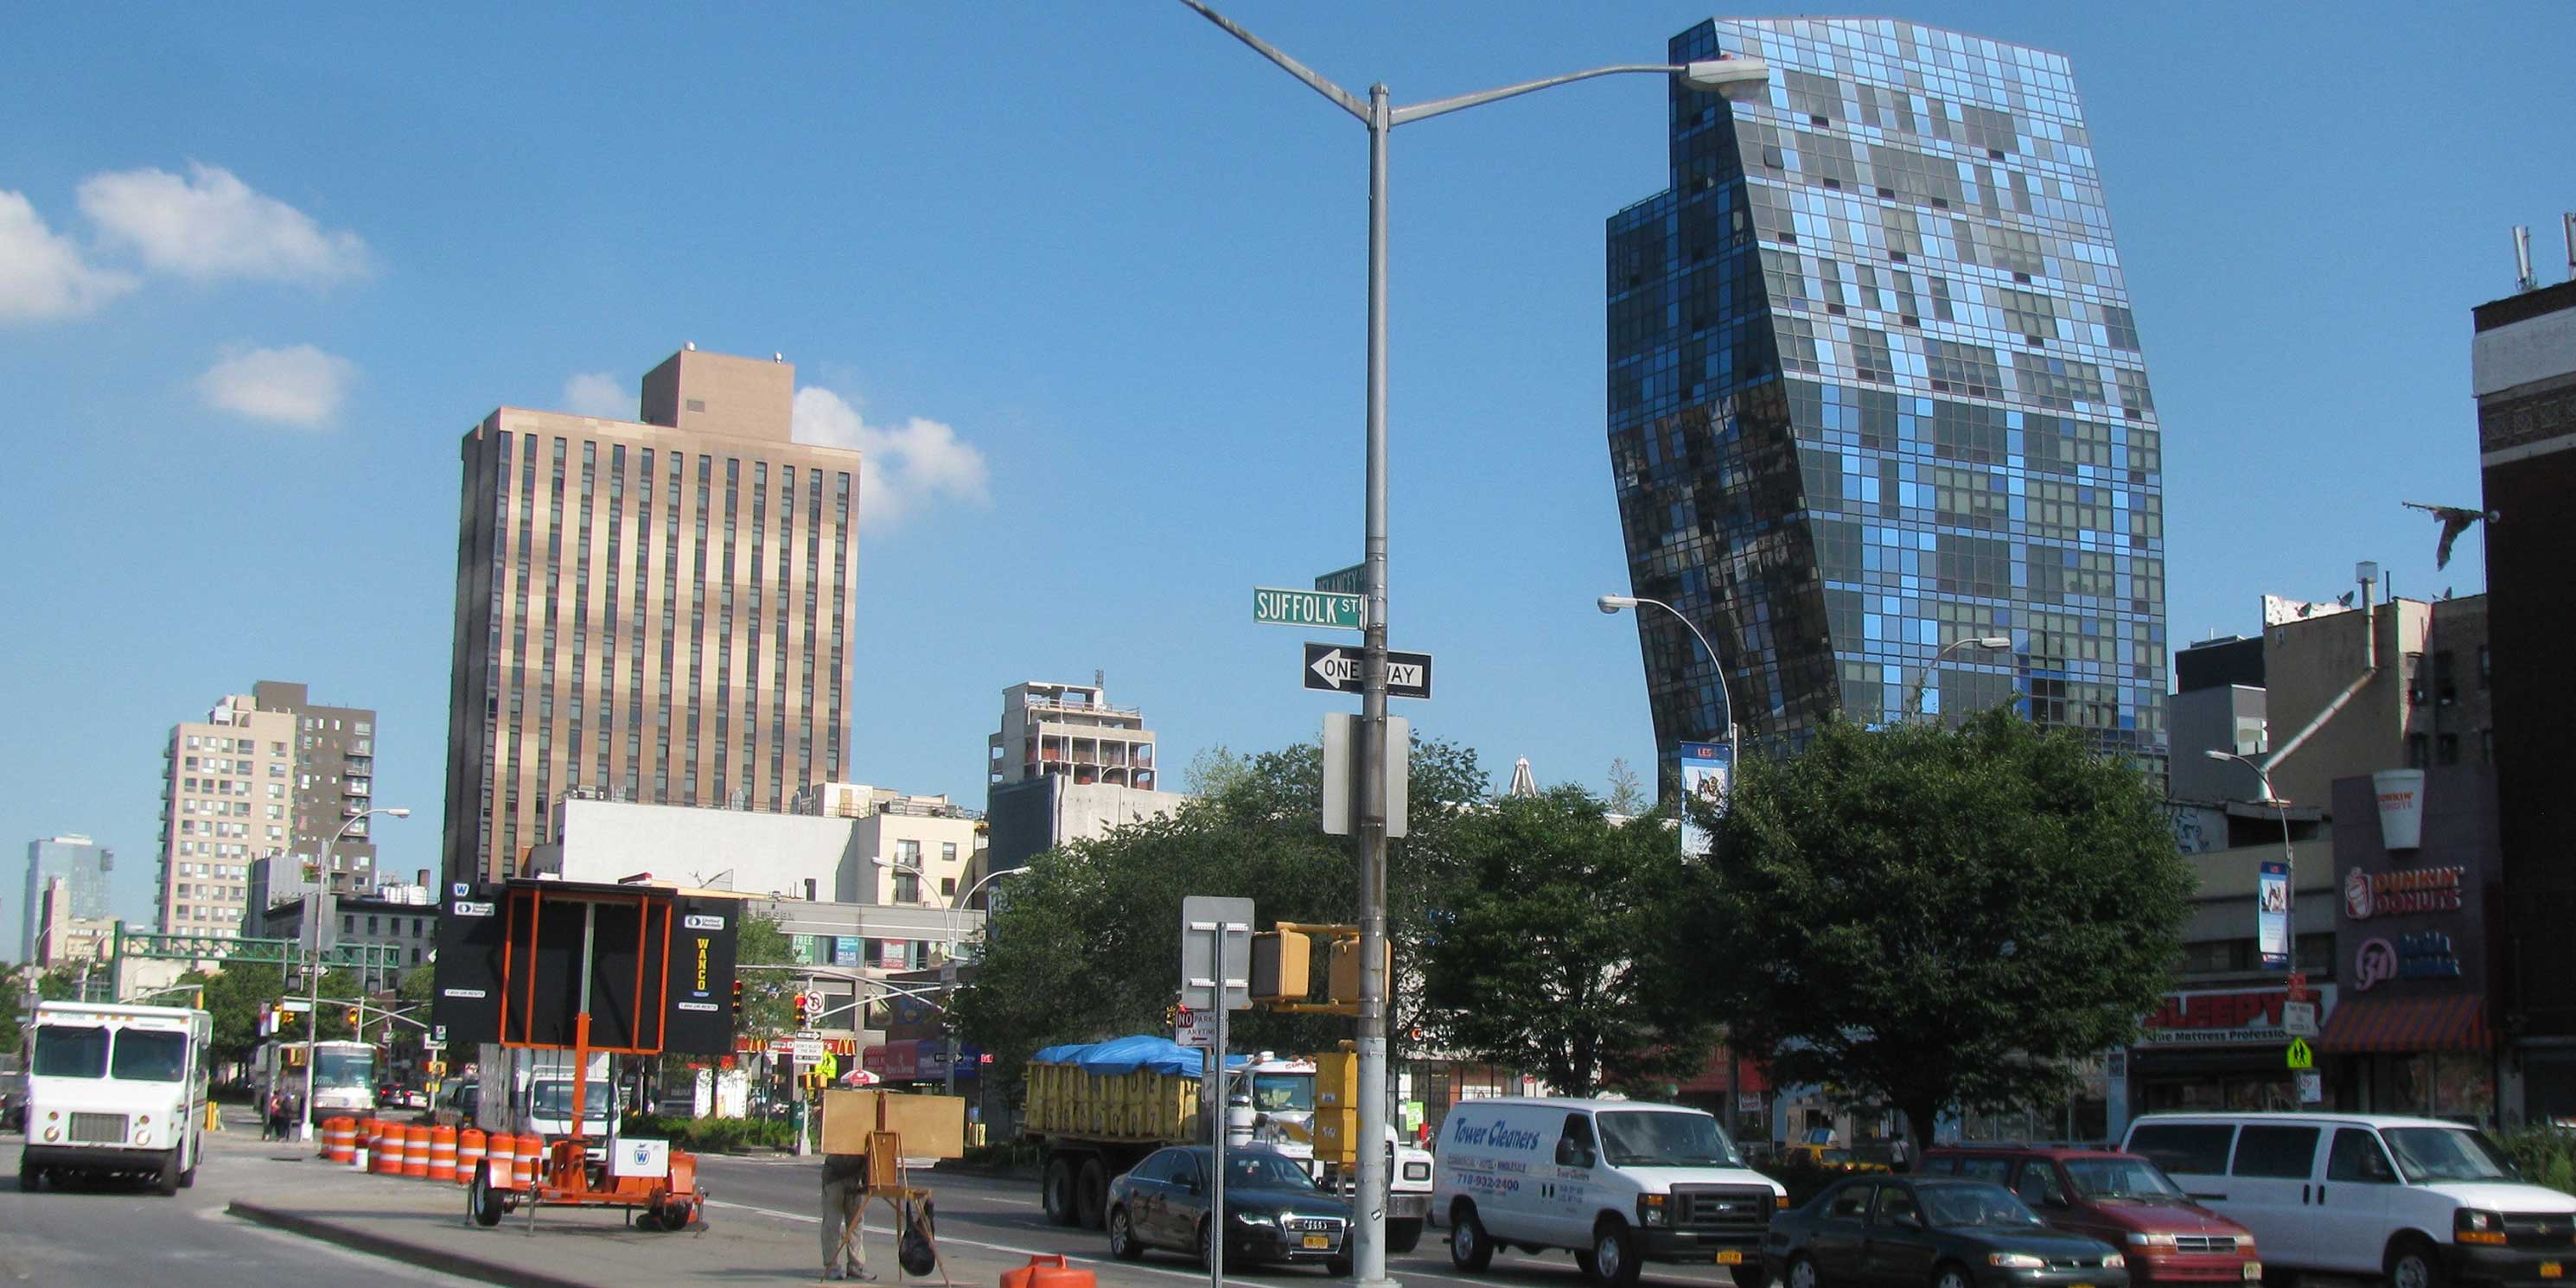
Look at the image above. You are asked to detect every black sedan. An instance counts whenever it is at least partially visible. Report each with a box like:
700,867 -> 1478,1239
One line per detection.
1106,1145 -> 1354,1275
1768,1177 -> 2131,1288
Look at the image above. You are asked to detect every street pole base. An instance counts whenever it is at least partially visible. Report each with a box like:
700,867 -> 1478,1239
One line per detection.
1355,1276 -> 1403,1288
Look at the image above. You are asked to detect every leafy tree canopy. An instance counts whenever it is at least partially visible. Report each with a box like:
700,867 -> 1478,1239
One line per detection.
1414,784 -> 1715,1095
953,737 -> 1488,1084
1684,708 -> 2190,1149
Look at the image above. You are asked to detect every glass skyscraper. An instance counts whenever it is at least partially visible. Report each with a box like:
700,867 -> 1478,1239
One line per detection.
1606,18 -> 2166,779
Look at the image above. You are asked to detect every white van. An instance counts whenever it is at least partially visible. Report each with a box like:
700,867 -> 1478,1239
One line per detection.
2122,1113 -> 2576,1288
1433,1096 -> 1785,1288
21,1001 -> 211,1196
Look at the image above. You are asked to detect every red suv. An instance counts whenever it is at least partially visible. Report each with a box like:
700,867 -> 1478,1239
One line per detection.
1919,1147 -> 2260,1286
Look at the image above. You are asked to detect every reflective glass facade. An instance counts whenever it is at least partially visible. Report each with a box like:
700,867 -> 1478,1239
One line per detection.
1606,18 -> 2166,778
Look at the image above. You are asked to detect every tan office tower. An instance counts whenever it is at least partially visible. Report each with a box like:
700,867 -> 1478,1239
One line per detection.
158,693 -> 297,935
442,347 -> 863,885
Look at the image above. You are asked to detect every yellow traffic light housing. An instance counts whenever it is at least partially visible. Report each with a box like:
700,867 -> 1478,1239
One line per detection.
345,1007 -> 362,1028
1328,935 -> 1389,1008
1250,929 -> 1312,1004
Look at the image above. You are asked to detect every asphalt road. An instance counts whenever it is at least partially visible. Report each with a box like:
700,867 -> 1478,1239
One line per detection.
690,1152 -> 1750,1288
0,1124 -> 482,1288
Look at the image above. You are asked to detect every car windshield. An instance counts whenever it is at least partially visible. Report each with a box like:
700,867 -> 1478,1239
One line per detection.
2064,1157 -> 2188,1200
532,1080 -> 614,1119
1229,1153 -> 1321,1190
111,1030 -> 188,1081
1921,1183 -> 2048,1228
2383,1128 -> 2517,1183
1250,1073 -> 1314,1113
1822,1149 -> 1854,1164
33,1025 -> 109,1079
1597,1111 -> 1744,1168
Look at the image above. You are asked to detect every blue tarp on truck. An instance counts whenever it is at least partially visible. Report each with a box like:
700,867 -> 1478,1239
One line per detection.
1028,1035 -> 1249,1077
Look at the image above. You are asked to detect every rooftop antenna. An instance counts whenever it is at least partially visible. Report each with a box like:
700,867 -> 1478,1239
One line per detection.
2565,212 -> 2574,283
1094,667 -> 1105,691
685,340 -> 698,351
2515,226 -> 2536,292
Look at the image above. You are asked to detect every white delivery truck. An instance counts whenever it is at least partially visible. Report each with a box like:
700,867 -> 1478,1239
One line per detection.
476,1044 -> 616,1161
1433,1096 -> 1785,1288
22,1001 -> 212,1196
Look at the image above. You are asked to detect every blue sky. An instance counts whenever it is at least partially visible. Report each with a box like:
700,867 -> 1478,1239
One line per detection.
3,3 -> 2568,929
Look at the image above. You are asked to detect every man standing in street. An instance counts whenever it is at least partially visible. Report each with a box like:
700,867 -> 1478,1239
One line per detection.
820,1100 -> 873,1282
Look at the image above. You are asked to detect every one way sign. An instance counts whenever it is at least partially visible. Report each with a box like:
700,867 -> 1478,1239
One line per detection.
1304,642 -> 1432,700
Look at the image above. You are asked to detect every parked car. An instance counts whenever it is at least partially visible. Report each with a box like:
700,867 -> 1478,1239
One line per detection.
1435,1095 -> 1785,1287
2124,1113 -> 2576,1288
1105,1145 -> 1353,1275
1922,1146 -> 2260,1285
1767,1176 -> 2130,1288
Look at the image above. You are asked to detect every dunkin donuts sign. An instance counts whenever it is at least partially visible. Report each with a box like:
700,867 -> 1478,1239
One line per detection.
2343,865 -> 2464,921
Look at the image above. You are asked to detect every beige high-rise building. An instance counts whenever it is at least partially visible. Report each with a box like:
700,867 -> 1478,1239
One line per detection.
443,347 -> 863,884
158,692 -> 296,936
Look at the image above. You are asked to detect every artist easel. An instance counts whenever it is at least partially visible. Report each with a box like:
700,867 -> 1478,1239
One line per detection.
825,1129 -> 949,1286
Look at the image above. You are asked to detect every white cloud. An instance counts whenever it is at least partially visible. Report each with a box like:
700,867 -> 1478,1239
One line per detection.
79,162 -> 370,284
196,344 -> 357,428
793,386 -> 991,531
562,371 -> 630,419
0,189 -> 137,322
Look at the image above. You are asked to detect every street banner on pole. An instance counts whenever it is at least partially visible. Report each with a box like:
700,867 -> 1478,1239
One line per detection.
1678,741 -> 1732,857
2257,860 -> 2292,970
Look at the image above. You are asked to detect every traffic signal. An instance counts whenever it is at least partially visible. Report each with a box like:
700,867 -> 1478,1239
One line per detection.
730,980 -> 744,1020
1250,929 -> 1312,1004
345,1006 -> 362,1029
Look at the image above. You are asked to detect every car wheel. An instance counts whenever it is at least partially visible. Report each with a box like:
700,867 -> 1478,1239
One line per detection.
1589,1221 -> 1642,1288
1329,1256 -> 1354,1277
1108,1207 -> 1145,1262
1076,1159 -> 1110,1230
1451,1203 -> 1494,1272
2388,1237 -> 2443,1288
1933,1261 -> 1974,1288
1197,1219 -> 1216,1272
1789,1252 -> 1823,1288
1387,1218 -> 1424,1254
1042,1158 -> 1076,1227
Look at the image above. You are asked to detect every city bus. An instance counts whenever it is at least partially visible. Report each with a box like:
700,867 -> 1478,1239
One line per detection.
252,1039 -> 379,1118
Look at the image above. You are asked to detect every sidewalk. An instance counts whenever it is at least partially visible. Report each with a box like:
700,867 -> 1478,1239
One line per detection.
211,1118 -> 1040,1288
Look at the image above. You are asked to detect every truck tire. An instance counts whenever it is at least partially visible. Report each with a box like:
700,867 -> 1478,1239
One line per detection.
1043,1157 -> 1077,1226
17,1157 -> 38,1191
1387,1218 -> 1425,1254
469,1162 -> 506,1227
1451,1202 -> 1494,1273
156,1148 -> 182,1196
1076,1158 -> 1110,1229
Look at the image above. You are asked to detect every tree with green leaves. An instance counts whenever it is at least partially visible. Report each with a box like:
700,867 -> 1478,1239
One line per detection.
1413,784 -> 1717,1095
1680,708 -> 2190,1151
953,738 -> 1490,1085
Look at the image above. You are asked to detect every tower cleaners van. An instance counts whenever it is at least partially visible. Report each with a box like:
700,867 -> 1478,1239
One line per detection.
1434,1096 -> 1786,1288
21,1002 -> 211,1196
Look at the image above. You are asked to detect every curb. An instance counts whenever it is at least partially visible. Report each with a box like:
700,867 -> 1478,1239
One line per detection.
227,1201 -> 603,1288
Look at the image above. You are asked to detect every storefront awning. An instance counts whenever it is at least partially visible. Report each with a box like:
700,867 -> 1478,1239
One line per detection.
2314,994 -> 2490,1053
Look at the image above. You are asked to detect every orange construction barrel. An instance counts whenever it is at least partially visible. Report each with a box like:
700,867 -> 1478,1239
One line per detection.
402,1124 -> 431,1178
373,1122 -> 405,1175
1005,1254 -> 1098,1288
456,1128 -> 486,1187
484,1132 -> 518,1189
515,1134 -> 545,1189
322,1116 -> 357,1164
427,1125 -> 458,1183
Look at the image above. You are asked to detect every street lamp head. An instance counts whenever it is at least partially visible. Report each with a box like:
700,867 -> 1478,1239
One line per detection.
383,807 -> 411,819
870,856 -> 924,871
2203,749 -> 2236,763
1968,635 -> 2012,650
1597,594 -> 1639,615
1680,56 -> 1771,103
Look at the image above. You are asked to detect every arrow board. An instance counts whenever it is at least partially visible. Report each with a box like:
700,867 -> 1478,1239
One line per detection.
1303,642 -> 1432,700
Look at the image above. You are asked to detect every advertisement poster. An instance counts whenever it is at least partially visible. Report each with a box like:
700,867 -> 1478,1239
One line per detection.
1678,740 -> 1732,858
2257,859 -> 2292,969
832,934 -> 860,966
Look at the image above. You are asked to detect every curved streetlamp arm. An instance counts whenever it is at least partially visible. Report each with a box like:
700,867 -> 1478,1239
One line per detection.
1175,0 -> 1370,123
1391,65 -> 1690,126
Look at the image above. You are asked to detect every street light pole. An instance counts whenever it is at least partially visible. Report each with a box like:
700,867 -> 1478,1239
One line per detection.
1178,14 -> 1767,1283
300,805 -> 409,1143
2207,750 -> 2297,974
1903,634 -> 2016,719
1598,594 -> 1740,775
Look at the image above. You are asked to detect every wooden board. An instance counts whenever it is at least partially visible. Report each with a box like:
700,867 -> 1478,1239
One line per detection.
880,1094 -> 966,1159
819,1089 -> 882,1157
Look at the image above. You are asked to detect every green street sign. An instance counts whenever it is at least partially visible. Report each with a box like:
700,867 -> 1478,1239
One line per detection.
1315,563 -> 1366,595
1254,586 -> 1364,630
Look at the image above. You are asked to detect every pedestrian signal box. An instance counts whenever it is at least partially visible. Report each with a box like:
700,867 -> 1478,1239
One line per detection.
1250,928 -> 1312,1004
1328,935 -> 1389,1007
